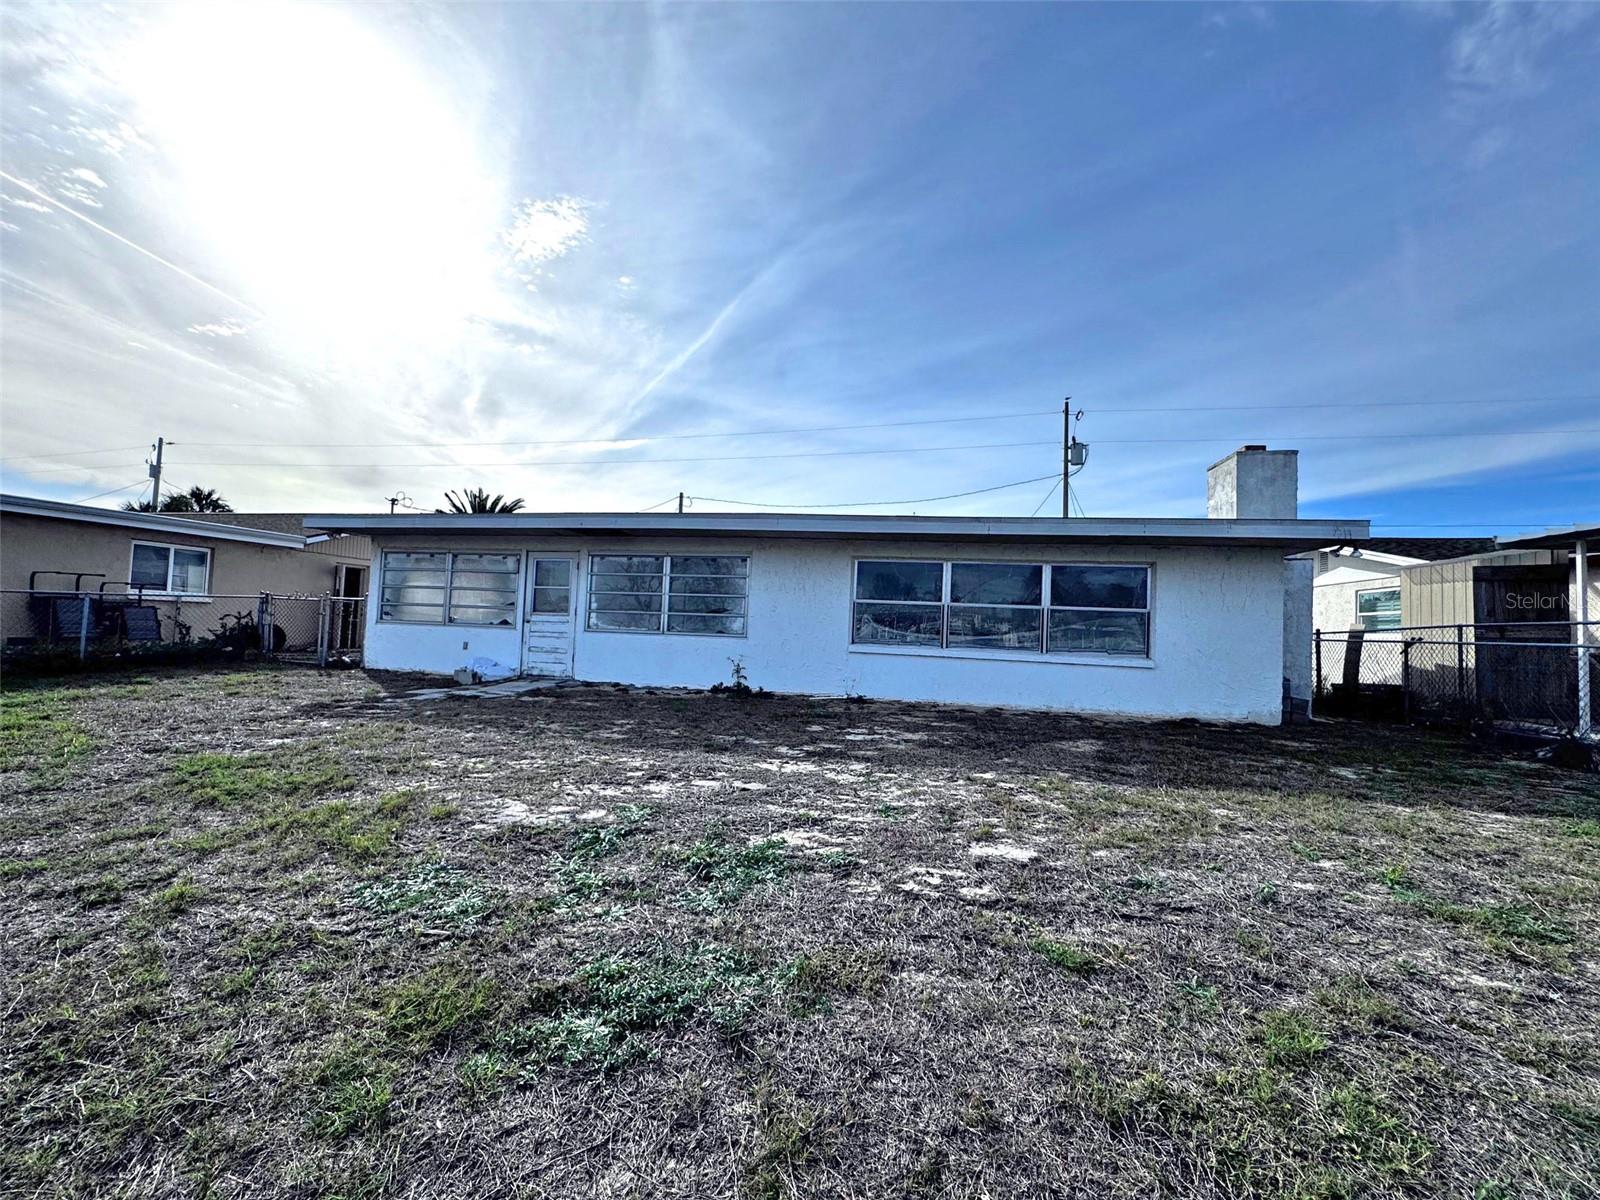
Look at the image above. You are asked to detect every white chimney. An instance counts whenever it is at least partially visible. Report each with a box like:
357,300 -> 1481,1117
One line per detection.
1207,445 -> 1298,519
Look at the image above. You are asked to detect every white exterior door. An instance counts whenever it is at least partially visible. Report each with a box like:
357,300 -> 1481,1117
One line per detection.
522,557 -> 577,677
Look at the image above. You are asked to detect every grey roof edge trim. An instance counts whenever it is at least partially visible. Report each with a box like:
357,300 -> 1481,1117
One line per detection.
1495,523 -> 1600,550
0,493 -> 308,548
302,511 -> 1369,548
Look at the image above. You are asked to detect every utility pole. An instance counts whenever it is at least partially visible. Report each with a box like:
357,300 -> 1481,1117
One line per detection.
1061,400 -> 1071,518
147,437 -> 164,512
385,491 -> 411,514
677,492 -> 685,514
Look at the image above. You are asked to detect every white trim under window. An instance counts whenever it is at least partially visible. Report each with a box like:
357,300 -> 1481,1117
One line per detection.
586,554 -> 748,637
850,557 -> 1151,658
377,549 -> 520,626
129,540 -> 211,596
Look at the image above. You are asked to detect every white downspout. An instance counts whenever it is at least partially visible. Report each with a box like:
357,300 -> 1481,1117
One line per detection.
1577,538 -> 1592,740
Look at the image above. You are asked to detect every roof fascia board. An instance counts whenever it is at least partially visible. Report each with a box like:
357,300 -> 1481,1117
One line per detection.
0,493 -> 306,548
303,511 -> 1368,551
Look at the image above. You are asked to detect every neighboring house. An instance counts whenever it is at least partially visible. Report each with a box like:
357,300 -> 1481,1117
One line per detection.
0,493 -> 372,648
1307,539 -> 1494,636
307,447 -> 1366,725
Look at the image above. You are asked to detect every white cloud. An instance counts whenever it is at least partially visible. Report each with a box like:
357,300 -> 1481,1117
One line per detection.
1449,2 -> 1595,99
187,318 -> 251,338
3,194 -> 51,214
503,196 -> 592,268
68,167 -> 107,188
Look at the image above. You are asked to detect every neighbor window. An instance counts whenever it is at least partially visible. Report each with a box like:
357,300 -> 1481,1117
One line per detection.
130,541 -> 210,594
378,550 -> 519,625
1356,587 -> 1401,632
852,559 -> 1150,657
587,554 -> 747,635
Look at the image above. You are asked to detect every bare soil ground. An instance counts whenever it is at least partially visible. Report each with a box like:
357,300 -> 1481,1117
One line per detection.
1,666 -> 1597,1200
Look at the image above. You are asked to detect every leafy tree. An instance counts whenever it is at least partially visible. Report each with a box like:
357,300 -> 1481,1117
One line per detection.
121,486 -> 233,513
439,488 -> 525,514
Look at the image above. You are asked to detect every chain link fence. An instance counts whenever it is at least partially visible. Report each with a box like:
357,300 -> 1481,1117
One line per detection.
0,588 -> 365,674
1315,621 -> 1598,735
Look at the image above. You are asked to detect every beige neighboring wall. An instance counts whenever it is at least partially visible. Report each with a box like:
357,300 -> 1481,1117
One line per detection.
0,512 -> 368,597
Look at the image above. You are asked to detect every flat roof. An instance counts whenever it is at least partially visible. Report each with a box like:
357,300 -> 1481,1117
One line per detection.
302,511 -> 1369,550
1,492 -> 307,548
1496,524 -> 1600,551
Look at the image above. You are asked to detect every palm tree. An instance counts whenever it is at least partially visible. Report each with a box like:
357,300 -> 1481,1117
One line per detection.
439,487 -> 525,514
121,486 -> 233,514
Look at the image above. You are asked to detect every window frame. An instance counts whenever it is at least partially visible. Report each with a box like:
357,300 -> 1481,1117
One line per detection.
849,556 -> 1153,661
128,540 -> 212,597
585,553 -> 750,638
1354,585 -> 1401,632
376,549 -> 523,627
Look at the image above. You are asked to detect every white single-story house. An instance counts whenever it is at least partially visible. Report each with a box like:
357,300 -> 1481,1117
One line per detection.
307,448 -> 1366,725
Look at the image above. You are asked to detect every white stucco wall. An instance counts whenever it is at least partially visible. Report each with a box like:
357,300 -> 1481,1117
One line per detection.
360,535 -> 1291,723
1282,558 -> 1313,715
1313,563 -> 1400,635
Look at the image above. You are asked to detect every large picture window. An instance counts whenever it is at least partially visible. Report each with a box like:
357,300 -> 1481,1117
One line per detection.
588,554 -> 748,636
130,541 -> 211,595
852,559 -> 1150,657
378,551 -> 518,625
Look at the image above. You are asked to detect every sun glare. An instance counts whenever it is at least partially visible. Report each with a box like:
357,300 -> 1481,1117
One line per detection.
120,2 -> 502,363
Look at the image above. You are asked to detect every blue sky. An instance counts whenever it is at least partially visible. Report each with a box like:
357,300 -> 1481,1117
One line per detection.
0,1 -> 1596,531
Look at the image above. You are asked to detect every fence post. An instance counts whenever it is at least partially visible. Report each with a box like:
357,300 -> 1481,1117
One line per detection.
1312,630 -> 1322,718
1455,624 -> 1466,717
317,594 -> 331,667
1401,637 -> 1412,724
77,595 -> 91,661
256,593 -> 271,656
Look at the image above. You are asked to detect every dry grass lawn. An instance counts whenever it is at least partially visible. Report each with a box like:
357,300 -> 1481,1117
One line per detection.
1,666 -> 1597,1199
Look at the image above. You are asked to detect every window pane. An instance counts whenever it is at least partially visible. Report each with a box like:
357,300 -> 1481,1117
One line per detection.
671,555 -> 746,576
589,573 -> 662,594
852,602 -> 942,646
534,560 -> 571,587
385,551 -> 446,570
668,574 -> 748,596
450,605 -> 515,626
380,602 -> 446,623
667,613 -> 746,636
589,591 -> 663,613
131,544 -> 169,589
383,567 -> 447,588
381,585 -> 447,604
1048,609 -> 1149,655
856,560 -> 942,602
449,570 -> 518,590
1361,613 -> 1403,632
950,562 -> 1041,606
591,555 -> 663,575
1051,565 -> 1148,609
1356,589 -> 1399,615
668,594 -> 747,616
453,553 -> 518,574
947,605 -> 1042,651
171,549 -> 209,593
531,586 -> 570,614
589,610 -> 661,632
448,587 -> 517,607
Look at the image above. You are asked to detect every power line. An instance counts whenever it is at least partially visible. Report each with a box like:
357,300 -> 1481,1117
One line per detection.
0,444 -> 148,464
70,479 -> 149,504
690,472 -> 1062,510
158,391 -> 1600,454
1030,477 -> 1062,517
637,495 -> 680,513
159,426 -> 1600,470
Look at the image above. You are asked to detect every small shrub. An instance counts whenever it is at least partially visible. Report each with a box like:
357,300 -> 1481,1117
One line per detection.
676,834 -> 786,910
